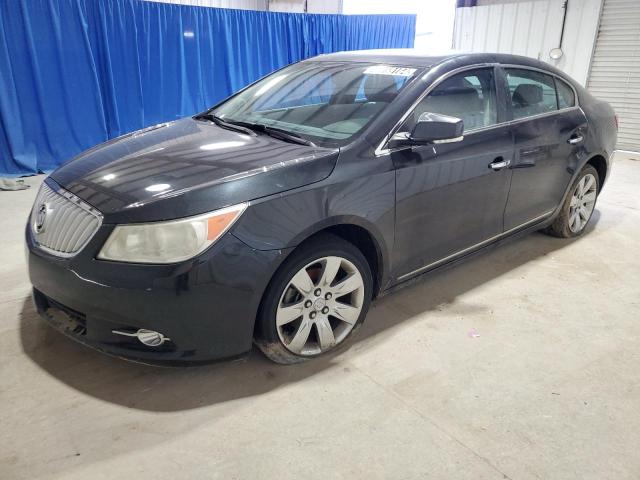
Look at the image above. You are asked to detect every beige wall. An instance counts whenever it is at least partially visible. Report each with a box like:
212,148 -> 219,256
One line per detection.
453,0 -> 603,86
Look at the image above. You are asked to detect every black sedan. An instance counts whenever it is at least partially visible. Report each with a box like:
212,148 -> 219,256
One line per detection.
26,51 -> 617,364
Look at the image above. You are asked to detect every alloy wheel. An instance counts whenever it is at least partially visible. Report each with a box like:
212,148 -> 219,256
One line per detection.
568,173 -> 597,233
276,256 -> 365,356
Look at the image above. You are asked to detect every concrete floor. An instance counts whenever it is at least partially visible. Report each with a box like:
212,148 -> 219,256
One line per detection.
1,153 -> 639,480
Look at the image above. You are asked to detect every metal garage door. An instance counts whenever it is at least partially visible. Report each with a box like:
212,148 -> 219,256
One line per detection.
587,0 -> 640,151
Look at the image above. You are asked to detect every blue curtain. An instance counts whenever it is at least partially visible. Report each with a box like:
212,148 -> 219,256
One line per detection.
0,0 -> 416,176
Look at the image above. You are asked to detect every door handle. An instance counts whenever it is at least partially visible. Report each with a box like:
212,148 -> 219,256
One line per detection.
489,157 -> 511,171
568,134 -> 584,145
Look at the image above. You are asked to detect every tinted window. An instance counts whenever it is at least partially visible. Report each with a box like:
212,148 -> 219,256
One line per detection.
555,78 -> 576,108
505,68 -> 558,119
402,68 -> 497,133
213,63 -> 417,146
355,74 -> 412,102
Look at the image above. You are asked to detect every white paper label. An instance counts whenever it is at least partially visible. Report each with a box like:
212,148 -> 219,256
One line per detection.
364,65 -> 417,77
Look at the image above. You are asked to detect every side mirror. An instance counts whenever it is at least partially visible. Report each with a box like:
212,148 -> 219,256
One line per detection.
409,112 -> 464,144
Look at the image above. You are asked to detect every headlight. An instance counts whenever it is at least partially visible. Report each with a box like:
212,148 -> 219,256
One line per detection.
97,203 -> 247,264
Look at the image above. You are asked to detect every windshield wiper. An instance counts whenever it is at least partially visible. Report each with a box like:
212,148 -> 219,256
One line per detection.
226,120 -> 316,147
194,113 -> 256,136
196,114 -> 315,147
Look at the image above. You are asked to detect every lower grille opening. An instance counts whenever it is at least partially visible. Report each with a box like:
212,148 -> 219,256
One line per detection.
43,296 -> 87,336
34,289 -> 177,353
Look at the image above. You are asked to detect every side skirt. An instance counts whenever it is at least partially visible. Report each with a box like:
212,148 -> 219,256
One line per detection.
378,213 -> 556,298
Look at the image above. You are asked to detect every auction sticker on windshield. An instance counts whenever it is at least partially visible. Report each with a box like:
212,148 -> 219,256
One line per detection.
364,65 -> 416,77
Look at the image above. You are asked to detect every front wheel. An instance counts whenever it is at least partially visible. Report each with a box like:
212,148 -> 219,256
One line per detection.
545,165 -> 599,238
255,233 -> 373,364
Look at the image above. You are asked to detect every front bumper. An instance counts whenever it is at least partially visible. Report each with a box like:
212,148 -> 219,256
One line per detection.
27,224 -> 290,365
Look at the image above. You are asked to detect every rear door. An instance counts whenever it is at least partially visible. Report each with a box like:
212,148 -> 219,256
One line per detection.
391,67 -> 514,280
501,67 -> 588,230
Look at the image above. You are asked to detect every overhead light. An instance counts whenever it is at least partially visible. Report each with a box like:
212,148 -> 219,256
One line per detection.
102,173 -> 116,181
183,31 -> 194,38
549,47 -> 564,60
145,183 -> 171,192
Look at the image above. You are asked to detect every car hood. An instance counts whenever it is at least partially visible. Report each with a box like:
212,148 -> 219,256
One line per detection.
51,118 -> 338,223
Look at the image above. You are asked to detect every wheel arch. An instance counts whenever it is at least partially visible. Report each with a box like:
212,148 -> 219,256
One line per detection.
585,154 -> 608,191
286,217 -> 389,299
252,218 -> 388,341
551,151 -> 610,226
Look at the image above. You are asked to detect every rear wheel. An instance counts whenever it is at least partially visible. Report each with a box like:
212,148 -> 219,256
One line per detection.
545,165 -> 599,238
255,233 -> 373,364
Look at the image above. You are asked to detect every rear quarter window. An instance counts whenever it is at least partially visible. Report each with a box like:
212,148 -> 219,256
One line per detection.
555,78 -> 576,108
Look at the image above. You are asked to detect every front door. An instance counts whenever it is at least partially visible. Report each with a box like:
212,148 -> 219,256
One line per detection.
501,67 -> 588,230
391,67 -> 514,281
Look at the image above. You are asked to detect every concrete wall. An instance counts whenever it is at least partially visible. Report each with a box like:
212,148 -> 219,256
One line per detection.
453,0 -> 603,86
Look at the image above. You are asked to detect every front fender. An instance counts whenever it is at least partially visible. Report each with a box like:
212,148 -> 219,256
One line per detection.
231,171 -> 396,284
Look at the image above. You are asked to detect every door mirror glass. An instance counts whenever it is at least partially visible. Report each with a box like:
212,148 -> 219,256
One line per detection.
409,112 -> 464,144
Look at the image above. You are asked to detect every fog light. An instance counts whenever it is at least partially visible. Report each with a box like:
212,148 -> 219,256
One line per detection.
112,328 -> 170,347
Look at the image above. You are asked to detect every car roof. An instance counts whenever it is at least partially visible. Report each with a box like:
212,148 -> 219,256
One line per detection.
309,49 -> 454,67
308,49 -> 569,78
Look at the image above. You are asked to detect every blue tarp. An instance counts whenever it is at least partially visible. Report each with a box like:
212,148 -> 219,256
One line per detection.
0,0 -> 416,176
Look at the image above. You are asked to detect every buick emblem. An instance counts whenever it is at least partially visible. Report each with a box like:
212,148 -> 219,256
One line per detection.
35,203 -> 48,234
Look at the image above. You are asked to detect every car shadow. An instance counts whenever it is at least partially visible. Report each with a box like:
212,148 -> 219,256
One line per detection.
19,211 -> 602,412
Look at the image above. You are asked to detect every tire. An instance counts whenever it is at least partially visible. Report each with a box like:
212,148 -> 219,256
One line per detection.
254,233 -> 373,364
545,165 -> 600,238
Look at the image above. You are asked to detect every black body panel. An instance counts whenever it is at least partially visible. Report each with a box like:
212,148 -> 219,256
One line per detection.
391,124 -> 514,278
232,146 -> 396,285
27,223 -> 291,363
504,107 -> 589,229
51,118 -> 338,223
27,51 -> 617,363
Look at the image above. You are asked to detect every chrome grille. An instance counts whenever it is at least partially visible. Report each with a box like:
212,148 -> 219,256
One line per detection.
31,182 -> 102,257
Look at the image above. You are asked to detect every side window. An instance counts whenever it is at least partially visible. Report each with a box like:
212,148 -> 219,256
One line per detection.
402,68 -> 498,134
505,68 -> 558,119
555,78 -> 576,109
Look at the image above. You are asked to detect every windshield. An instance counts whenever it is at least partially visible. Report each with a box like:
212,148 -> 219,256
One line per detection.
210,62 -> 418,147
